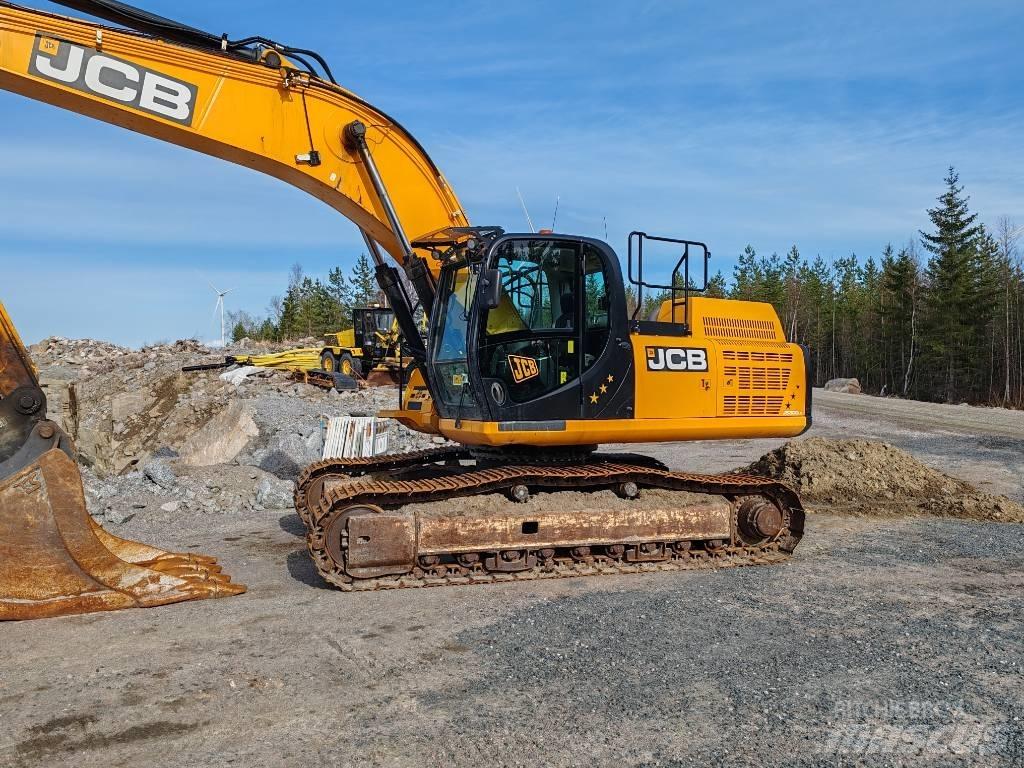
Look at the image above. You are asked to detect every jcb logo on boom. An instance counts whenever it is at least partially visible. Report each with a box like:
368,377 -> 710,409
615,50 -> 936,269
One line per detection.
645,347 -> 709,372
29,33 -> 198,126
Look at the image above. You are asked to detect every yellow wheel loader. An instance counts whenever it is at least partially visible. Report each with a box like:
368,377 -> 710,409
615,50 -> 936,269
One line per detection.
1,0 -> 810,612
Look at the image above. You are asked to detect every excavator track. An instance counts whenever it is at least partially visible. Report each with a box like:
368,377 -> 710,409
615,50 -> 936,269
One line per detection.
299,454 -> 804,592
293,447 -> 472,525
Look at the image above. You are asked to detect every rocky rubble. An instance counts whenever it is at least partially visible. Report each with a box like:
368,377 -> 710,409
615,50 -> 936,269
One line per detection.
744,436 -> 1024,522
29,335 -> 446,524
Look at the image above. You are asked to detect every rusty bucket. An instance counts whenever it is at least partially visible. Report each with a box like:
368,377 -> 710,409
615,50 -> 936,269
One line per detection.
0,301 -> 244,620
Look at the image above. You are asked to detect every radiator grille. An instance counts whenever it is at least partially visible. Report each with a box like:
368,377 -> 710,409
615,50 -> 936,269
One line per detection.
703,316 -> 779,340
722,349 -> 794,363
721,395 -> 785,416
722,366 -> 791,391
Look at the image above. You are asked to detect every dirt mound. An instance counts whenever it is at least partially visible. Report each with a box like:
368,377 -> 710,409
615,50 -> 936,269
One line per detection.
744,437 -> 1024,523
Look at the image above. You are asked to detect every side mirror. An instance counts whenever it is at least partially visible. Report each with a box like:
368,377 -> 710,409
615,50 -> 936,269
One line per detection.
481,268 -> 502,310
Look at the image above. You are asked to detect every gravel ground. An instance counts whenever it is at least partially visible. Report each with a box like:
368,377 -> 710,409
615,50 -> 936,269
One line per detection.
1,390 -> 1022,767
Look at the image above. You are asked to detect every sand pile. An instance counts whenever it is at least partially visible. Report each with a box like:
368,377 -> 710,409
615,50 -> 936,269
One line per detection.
744,437 -> 1024,522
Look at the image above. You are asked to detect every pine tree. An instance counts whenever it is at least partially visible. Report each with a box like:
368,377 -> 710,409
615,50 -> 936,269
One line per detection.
350,253 -> 380,306
972,228 -> 1002,400
919,167 -> 984,402
705,271 -> 727,298
731,246 -> 761,300
328,267 -> 355,330
880,244 -> 922,396
781,245 -> 803,340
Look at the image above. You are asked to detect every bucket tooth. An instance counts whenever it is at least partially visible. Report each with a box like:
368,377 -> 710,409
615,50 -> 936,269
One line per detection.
0,448 -> 245,621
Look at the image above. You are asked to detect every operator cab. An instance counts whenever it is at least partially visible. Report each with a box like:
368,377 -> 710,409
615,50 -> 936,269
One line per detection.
424,230 -> 635,425
352,306 -> 394,354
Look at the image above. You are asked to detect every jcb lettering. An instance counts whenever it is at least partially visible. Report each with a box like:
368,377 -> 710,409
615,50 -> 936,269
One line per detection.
84,55 -> 138,102
508,354 -> 540,384
29,33 -> 198,125
646,347 -> 709,372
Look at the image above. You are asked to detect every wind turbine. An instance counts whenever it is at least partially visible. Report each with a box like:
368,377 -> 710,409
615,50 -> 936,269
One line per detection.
209,283 -> 234,347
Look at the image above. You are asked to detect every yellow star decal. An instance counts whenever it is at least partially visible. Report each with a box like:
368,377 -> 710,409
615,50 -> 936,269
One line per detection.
599,384 -> 608,394
606,374 -> 615,383
589,393 -> 599,404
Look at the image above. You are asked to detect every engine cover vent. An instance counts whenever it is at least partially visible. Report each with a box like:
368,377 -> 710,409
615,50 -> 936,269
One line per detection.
722,366 -> 792,391
721,395 -> 785,416
702,316 -> 780,341
721,349 -> 794,363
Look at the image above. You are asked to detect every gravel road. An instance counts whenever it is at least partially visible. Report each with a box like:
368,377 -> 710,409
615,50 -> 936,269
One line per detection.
2,391 -> 1022,767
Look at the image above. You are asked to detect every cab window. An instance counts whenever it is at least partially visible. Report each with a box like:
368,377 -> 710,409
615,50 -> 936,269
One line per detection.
582,244 -> 610,370
481,240 -> 580,404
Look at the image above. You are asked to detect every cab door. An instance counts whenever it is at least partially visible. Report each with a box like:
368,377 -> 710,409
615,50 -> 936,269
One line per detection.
477,237 -> 583,422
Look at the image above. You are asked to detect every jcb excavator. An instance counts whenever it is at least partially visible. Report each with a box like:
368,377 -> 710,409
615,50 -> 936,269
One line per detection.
0,0 -> 810,613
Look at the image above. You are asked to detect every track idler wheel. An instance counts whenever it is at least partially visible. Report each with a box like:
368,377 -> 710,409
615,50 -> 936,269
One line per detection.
321,504 -> 417,580
736,498 -> 786,545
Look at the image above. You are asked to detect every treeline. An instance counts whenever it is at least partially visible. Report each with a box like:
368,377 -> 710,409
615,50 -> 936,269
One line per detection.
717,169 -> 1023,407
228,254 -> 384,342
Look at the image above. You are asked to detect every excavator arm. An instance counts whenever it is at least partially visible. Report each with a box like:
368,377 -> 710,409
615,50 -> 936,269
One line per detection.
0,0 -> 470,350
0,0 -> 478,618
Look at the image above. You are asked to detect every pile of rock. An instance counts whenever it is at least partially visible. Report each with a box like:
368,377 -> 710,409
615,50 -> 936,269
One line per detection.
29,334 -> 448,522
30,336 -> 132,368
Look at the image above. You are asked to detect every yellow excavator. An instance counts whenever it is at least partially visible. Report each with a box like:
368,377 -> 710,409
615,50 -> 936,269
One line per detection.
0,0 -> 810,613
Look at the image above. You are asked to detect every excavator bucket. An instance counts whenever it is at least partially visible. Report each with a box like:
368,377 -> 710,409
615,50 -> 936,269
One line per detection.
364,367 -> 401,387
0,302 -> 244,620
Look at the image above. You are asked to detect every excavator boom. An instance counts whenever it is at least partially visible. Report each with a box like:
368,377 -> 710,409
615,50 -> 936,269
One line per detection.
0,0 -> 468,266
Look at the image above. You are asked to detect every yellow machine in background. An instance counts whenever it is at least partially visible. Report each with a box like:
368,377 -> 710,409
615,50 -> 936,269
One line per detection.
320,306 -> 407,384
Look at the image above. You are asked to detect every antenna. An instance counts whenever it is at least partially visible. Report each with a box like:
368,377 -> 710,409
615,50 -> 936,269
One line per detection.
209,282 -> 234,348
603,216 -> 609,242
551,195 -> 560,231
516,187 -> 535,233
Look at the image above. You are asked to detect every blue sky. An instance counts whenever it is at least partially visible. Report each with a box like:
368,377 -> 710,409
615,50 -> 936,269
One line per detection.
2,0 -> 1022,346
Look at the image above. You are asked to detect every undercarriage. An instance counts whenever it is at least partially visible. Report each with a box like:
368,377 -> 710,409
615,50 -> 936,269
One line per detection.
295,448 -> 804,591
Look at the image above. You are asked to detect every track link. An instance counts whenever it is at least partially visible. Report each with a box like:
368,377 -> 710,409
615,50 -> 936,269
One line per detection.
293,447 -> 471,525
298,454 -> 804,592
